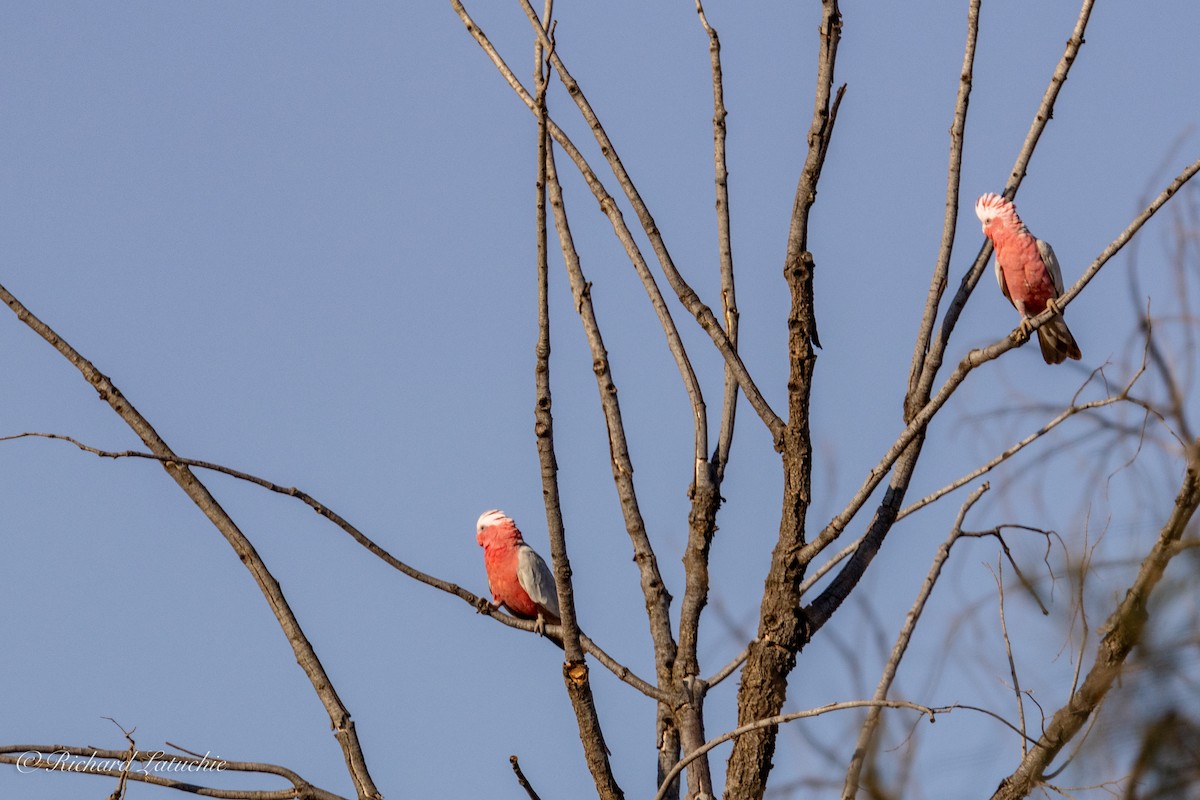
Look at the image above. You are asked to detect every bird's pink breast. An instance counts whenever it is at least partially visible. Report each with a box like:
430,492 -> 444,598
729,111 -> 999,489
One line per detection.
992,227 -> 1056,312
482,545 -> 540,618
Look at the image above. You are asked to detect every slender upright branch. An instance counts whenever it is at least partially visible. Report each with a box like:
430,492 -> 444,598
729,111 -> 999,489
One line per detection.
531,20 -> 623,799
696,0 -> 739,484
0,287 -> 381,800
665,4 -> 738,797
543,116 -> 679,792
519,0 -> 712,474
725,4 -> 842,798
532,0 -> 581,670
905,0 -> 981,422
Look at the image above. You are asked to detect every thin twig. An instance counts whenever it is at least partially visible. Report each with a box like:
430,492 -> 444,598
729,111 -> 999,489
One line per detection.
841,484 -> 988,798
509,755 -> 543,800
898,361 -> 1149,521
990,560 -> 1029,758
105,718 -> 136,800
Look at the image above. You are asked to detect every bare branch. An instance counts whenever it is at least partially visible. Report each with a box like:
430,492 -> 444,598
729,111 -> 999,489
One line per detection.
517,0 -> 784,456
665,6 -> 741,797
509,755 -> 543,800
452,1 -> 717,455
841,483 -> 988,798
1006,0 -> 1096,193
899,362 -> 1148,521
0,287 -> 381,800
905,0 -> 981,422
696,0 -> 739,482
991,560 -> 1029,758
726,3 -> 843,796
541,132 -> 679,790
531,25 -> 623,799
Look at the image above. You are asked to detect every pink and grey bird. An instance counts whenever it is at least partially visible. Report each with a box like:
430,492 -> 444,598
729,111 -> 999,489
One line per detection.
975,193 -> 1081,364
476,509 -> 561,638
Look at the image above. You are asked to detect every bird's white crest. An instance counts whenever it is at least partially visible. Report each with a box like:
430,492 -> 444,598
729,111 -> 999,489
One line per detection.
476,509 -> 511,532
974,192 -> 1014,231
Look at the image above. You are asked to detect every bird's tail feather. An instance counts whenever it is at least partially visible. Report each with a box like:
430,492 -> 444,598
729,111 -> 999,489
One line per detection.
1037,314 -> 1082,364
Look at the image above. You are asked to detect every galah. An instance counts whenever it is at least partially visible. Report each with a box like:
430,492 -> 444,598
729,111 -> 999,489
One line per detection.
975,193 -> 1082,364
476,509 -> 562,642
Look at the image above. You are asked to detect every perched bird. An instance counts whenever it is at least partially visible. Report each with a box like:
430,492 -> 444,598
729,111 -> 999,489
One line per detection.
975,193 -> 1082,364
476,509 -> 562,642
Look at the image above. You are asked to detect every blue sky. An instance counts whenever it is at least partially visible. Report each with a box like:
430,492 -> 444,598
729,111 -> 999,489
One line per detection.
2,2 -> 1198,798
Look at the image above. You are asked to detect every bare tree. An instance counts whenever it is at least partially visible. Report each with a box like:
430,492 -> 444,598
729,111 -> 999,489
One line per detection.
2,2 -> 1198,800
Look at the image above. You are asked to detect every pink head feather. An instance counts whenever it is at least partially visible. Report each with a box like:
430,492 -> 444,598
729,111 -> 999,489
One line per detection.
974,192 -> 1021,234
476,508 -> 524,548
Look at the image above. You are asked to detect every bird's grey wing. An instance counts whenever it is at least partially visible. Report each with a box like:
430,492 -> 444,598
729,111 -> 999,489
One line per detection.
1036,238 -> 1067,296
516,544 -> 561,620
